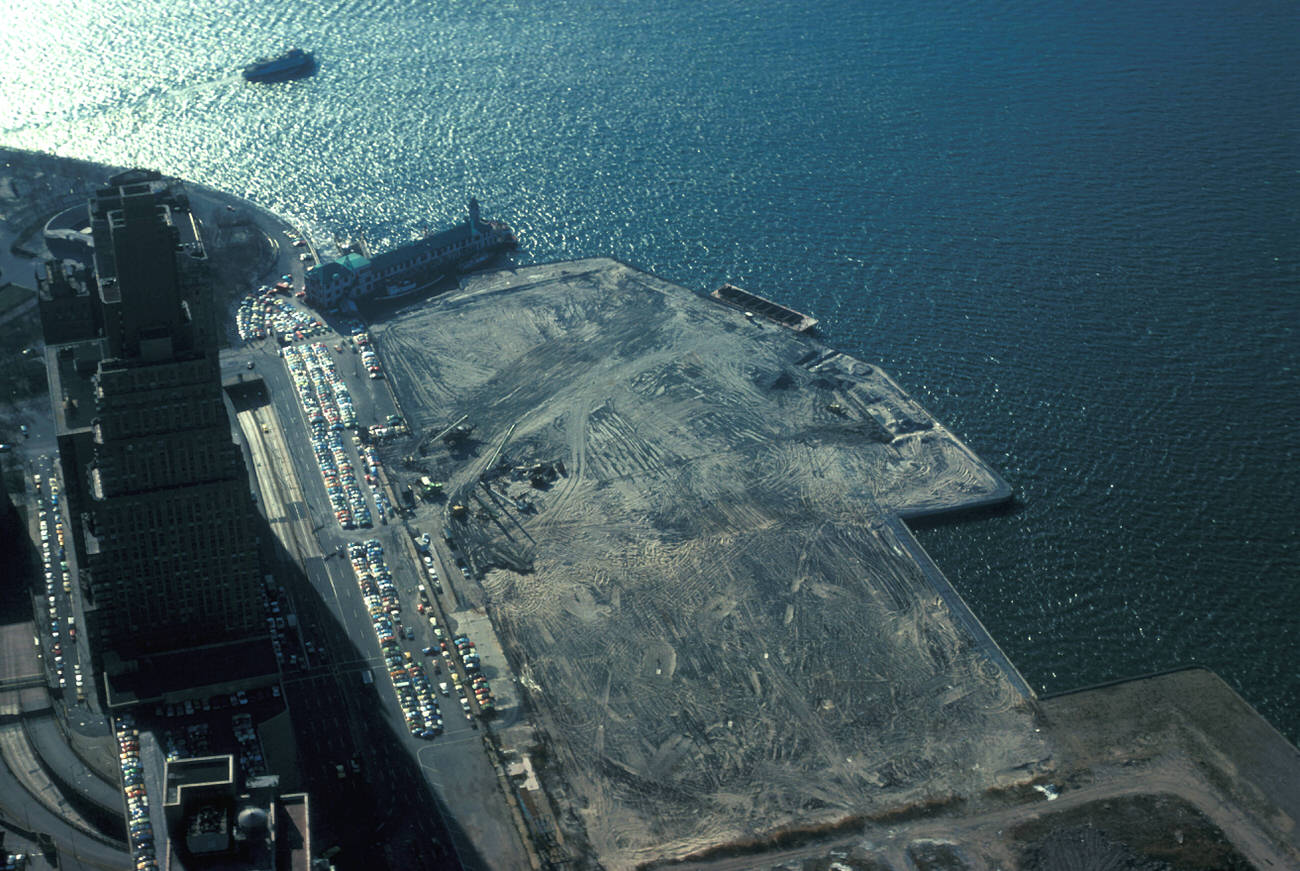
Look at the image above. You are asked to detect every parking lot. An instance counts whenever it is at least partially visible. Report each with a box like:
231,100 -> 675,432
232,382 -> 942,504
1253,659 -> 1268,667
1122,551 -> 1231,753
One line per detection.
29,459 -> 89,705
112,712 -> 156,871
225,288 -> 532,870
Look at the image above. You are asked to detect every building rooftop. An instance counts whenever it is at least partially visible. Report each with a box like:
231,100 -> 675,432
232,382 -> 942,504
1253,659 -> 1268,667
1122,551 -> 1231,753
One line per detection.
165,755 -> 235,805
306,205 -> 490,283
46,339 -> 103,436
103,636 -> 278,709
274,795 -> 310,871
149,731 -> 309,871
369,221 -> 474,272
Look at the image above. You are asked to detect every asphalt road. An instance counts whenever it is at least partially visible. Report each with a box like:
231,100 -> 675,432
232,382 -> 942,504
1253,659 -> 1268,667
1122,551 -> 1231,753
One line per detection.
0,733 -> 127,871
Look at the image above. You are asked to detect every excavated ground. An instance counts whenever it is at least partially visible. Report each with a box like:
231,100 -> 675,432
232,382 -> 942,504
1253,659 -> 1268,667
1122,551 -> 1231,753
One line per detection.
372,259 -> 1049,869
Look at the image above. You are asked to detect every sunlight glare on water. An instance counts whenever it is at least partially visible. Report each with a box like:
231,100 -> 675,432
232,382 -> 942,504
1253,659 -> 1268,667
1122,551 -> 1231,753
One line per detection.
1,0 -> 1297,738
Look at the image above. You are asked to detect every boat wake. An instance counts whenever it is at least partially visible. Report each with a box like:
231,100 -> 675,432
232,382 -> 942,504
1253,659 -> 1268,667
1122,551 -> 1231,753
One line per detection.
0,71 -> 247,137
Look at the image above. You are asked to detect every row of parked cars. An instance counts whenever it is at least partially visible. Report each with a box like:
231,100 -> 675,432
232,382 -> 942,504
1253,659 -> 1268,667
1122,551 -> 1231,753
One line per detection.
357,441 -> 392,523
263,576 -> 305,669
268,298 -> 325,344
441,667 -> 494,717
347,540 -> 444,738
283,345 -> 372,529
235,290 -> 271,341
321,426 -> 371,529
400,658 -> 443,738
298,342 -> 358,428
283,343 -> 357,431
161,722 -> 211,762
232,712 -> 270,780
33,472 -> 76,695
353,330 -> 384,378
451,634 -> 493,715
410,565 -> 494,717
151,686 -> 275,719
351,539 -> 402,619
115,713 -> 158,871
321,426 -> 371,527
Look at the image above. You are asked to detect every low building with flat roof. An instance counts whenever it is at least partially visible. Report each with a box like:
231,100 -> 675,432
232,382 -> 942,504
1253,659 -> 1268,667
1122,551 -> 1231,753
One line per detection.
162,754 -> 310,871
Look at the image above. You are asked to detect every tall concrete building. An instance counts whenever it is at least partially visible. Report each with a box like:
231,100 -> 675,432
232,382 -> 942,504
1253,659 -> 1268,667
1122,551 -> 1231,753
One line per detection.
41,170 -> 271,705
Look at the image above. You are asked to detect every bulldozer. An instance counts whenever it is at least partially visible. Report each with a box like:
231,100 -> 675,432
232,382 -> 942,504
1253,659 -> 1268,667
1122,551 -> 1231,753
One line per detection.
443,422 -> 474,445
417,476 -> 445,501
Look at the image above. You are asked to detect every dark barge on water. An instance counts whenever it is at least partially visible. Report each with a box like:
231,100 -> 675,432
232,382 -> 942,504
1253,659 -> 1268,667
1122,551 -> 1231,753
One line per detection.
710,283 -> 818,332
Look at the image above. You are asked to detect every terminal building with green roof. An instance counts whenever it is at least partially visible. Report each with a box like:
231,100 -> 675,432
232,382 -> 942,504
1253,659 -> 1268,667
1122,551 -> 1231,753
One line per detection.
303,199 -> 515,308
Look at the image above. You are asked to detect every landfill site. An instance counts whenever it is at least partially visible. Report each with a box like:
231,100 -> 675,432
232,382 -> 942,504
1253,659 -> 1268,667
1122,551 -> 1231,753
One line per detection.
372,259 -> 1300,870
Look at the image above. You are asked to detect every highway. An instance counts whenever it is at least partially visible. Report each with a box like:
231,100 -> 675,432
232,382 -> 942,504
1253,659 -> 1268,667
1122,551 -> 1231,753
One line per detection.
0,755 -> 127,871
0,466 -> 128,868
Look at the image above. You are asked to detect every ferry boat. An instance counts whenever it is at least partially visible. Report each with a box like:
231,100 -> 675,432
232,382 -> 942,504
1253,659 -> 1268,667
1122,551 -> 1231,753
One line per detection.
242,48 -> 315,83
304,199 -> 516,308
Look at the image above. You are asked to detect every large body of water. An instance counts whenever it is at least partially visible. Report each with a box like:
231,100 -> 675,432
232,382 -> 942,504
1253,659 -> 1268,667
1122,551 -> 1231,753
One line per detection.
3,0 -> 1296,738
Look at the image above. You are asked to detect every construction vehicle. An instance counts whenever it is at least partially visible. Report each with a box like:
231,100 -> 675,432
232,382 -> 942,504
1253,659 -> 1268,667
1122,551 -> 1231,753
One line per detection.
417,476 -> 444,500
417,414 -> 474,455
527,461 -> 559,488
443,422 -> 474,444
416,416 -> 473,454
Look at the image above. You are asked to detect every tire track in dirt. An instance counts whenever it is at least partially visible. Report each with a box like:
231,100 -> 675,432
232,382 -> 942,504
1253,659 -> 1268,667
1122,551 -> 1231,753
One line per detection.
367,261 -> 1043,869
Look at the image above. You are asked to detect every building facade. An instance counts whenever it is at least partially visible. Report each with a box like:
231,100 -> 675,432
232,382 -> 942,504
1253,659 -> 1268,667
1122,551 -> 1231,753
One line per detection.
41,170 -> 267,685
303,198 -> 515,307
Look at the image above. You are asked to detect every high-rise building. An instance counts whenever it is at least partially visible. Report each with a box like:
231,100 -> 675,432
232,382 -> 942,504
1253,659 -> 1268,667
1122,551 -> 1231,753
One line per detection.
41,170 -> 270,702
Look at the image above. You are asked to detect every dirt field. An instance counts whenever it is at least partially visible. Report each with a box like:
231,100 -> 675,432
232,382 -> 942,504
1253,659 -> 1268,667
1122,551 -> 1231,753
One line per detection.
372,259 -> 1048,868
